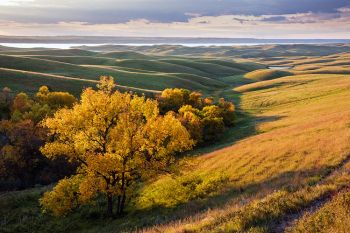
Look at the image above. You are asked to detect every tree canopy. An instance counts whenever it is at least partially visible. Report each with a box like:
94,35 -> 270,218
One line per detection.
40,77 -> 194,217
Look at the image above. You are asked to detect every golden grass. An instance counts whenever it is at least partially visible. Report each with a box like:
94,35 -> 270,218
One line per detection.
288,189 -> 350,233
140,73 -> 350,232
244,69 -> 293,81
198,74 -> 350,189
252,53 -> 350,76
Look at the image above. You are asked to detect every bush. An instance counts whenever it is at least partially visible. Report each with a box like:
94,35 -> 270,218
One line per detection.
158,88 -> 191,113
202,117 -> 225,142
137,172 -> 229,209
40,176 -> 81,216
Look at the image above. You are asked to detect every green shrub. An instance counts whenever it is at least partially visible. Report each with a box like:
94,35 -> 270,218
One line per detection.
136,172 -> 229,209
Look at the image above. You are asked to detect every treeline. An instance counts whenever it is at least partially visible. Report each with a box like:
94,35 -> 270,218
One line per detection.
158,88 -> 235,143
0,86 -> 77,190
0,77 -> 236,217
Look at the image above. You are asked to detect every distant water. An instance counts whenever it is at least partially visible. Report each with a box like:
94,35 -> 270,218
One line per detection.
0,42 -> 321,49
0,43 -> 106,49
268,66 -> 293,70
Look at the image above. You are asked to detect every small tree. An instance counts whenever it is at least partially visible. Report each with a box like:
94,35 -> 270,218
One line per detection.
40,77 -> 193,217
158,88 -> 191,113
36,85 -> 76,109
218,98 -> 235,126
178,105 -> 203,143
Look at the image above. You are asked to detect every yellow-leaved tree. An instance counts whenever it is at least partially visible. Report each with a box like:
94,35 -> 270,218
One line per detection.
40,76 -> 194,217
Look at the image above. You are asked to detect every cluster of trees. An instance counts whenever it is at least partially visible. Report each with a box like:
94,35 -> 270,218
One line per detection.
158,88 -> 235,143
40,77 -> 194,217
0,86 -> 76,190
0,76 -> 236,217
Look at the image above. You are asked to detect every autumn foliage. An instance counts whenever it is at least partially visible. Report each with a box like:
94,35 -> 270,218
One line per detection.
158,88 -> 235,143
0,87 -> 76,190
40,77 -> 194,217
0,77 -> 236,218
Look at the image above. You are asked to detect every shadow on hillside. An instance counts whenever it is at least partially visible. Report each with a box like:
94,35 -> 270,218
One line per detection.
95,90 -> 290,232
106,164 -> 338,232
185,89 -> 283,157
9,164 -> 336,233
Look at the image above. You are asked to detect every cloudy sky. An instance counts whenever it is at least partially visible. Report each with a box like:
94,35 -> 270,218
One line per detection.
0,0 -> 349,38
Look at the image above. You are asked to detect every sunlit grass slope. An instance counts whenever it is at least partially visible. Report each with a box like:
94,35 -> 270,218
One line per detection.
101,51 -> 155,59
2,72 -> 350,233
288,188 -> 350,233
141,73 -> 350,232
254,52 -> 350,75
2,45 -> 350,232
244,69 -> 293,81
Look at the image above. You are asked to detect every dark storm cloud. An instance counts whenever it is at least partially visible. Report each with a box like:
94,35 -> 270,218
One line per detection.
0,0 -> 349,24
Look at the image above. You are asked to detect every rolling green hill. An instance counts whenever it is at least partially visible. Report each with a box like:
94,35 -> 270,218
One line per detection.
101,51 -> 154,59
0,47 -> 267,94
244,69 -> 293,81
4,48 -> 98,56
75,43 -> 350,58
0,53 -> 234,93
1,44 -> 350,233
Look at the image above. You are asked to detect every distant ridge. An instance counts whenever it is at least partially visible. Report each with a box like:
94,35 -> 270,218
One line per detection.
0,35 -> 350,44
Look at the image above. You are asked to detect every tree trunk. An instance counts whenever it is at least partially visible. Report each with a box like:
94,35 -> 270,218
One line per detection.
106,194 -> 114,217
117,196 -> 121,214
120,191 -> 126,214
116,172 -> 126,216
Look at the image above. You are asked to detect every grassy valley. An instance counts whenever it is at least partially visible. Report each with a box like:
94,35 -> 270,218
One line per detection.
0,48 -> 259,95
1,44 -> 350,233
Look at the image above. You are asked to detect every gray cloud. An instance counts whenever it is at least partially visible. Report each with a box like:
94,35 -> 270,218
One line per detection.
0,0 -> 349,24
0,0 -> 349,38
261,16 -> 287,22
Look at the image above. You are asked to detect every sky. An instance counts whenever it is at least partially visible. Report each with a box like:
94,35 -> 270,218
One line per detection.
0,0 -> 349,38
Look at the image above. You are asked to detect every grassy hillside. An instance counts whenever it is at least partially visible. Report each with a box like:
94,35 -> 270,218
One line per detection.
252,52 -> 350,75
101,51 -> 155,59
0,54 -> 234,93
141,73 -> 350,232
159,59 -> 248,77
288,188 -> 350,233
1,44 -> 350,233
4,48 -> 98,56
0,68 -> 92,96
2,71 -> 350,232
75,43 -> 350,58
2,44 -> 349,96
244,69 -> 293,81
0,47 -> 267,94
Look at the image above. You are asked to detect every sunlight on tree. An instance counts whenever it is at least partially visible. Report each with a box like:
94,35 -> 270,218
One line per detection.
40,76 -> 194,217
